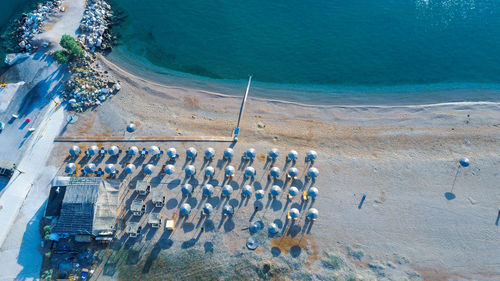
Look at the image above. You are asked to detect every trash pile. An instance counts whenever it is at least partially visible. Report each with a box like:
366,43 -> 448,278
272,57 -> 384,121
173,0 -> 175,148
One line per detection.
17,1 -> 64,52
62,55 -> 120,112
78,0 -> 113,51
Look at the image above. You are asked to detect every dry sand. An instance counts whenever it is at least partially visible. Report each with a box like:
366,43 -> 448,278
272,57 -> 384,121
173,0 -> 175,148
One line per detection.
51,54 -> 500,280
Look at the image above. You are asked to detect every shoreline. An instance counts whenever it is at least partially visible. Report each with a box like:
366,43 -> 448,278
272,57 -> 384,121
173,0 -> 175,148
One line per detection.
100,53 -> 500,109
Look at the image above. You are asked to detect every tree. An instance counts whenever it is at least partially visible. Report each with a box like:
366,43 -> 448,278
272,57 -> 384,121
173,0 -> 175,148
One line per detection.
52,34 -> 85,64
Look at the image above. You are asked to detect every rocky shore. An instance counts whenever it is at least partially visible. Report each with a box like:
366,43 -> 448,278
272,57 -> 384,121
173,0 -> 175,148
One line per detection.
77,0 -> 113,52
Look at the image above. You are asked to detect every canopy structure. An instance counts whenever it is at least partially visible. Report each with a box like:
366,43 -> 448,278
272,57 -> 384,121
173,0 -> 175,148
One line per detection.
307,208 -> 319,220
222,185 -> 233,197
163,164 -> 175,175
143,164 -> 155,175
108,145 -> 119,156
246,148 -> 256,159
85,163 -> 96,173
268,148 -> 279,159
288,186 -> 299,198
459,157 -> 470,167
167,147 -> 177,158
185,165 -> 196,177
270,167 -> 281,178
242,185 -> 253,197
202,184 -> 214,197
205,166 -> 215,177
270,185 -> 282,197
287,150 -> 298,161
289,208 -> 300,219
126,123 -> 136,133
308,187 -> 319,198
87,145 -> 99,156
202,203 -> 213,215
222,204 -> 234,216
223,148 -> 234,159
255,190 -> 265,199
127,146 -> 139,156
124,163 -> 136,174
148,146 -> 160,156
181,184 -> 193,195
306,150 -> 318,162
225,165 -> 235,177
180,203 -> 191,215
186,147 -> 197,159
204,147 -> 215,159
104,164 -> 116,174
69,145 -> 81,156
244,166 -> 256,177
287,167 -> 299,179
268,223 -> 279,234
65,163 -> 76,174
307,167 -> 319,178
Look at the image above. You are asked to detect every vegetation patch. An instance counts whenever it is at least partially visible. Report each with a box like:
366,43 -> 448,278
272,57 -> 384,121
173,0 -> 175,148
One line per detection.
53,35 -> 85,64
321,251 -> 344,271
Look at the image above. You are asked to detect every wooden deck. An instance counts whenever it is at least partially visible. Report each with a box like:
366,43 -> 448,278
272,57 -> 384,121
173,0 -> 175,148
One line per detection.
54,135 -> 235,143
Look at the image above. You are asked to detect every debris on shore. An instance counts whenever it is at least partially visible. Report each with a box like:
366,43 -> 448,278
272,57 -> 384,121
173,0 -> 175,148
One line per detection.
16,0 -> 64,52
78,0 -> 113,52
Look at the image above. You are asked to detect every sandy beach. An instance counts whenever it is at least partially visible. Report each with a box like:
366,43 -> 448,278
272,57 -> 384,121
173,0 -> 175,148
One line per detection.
47,53 -> 500,280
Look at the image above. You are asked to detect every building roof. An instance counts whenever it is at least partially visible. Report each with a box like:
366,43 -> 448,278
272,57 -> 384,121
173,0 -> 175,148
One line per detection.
152,190 -> 164,203
131,199 -> 144,212
136,180 -> 148,192
126,221 -> 139,233
52,177 -> 120,236
44,186 -> 67,217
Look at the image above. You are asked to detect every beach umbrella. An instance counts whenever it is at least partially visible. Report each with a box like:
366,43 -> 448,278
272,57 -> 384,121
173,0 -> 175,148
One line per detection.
308,187 -> 319,198
124,163 -> 136,174
289,208 -> 300,219
85,163 -> 96,173
205,166 -> 215,177
204,147 -> 215,159
225,165 -> 235,177
246,237 -> 258,250
180,203 -> 191,215
202,184 -> 214,197
148,145 -> 160,156
287,167 -> 299,179
459,157 -> 470,167
223,148 -> 234,159
108,145 -> 119,156
306,150 -> 318,162
167,147 -> 177,159
181,184 -> 193,195
144,164 -> 155,175
65,163 -> 76,174
268,148 -> 279,159
268,223 -> 279,234
246,148 -> 256,159
163,164 -> 175,175
307,167 -> 319,178
69,145 -> 81,156
242,185 -> 253,197
307,208 -> 319,220
250,221 -> 263,233
186,147 -> 197,159
255,190 -> 265,199
126,123 -> 136,133
270,185 -> 282,197
287,150 -> 298,161
104,164 -> 116,174
202,203 -> 213,215
127,146 -> 139,156
288,186 -> 299,198
87,145 -> 99,156
222,185 -> 233,197
244,166 -> 256,177
270,167 -> 281,178
222,204 -> 234,216
185,165 -> 196,177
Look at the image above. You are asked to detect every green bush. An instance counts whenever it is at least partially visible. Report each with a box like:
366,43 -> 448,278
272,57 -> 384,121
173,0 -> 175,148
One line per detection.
60,34 -> 84,59
53,50 -> 68,64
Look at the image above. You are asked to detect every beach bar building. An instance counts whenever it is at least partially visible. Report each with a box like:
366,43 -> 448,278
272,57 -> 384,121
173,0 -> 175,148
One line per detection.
49,177 -> 120,242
